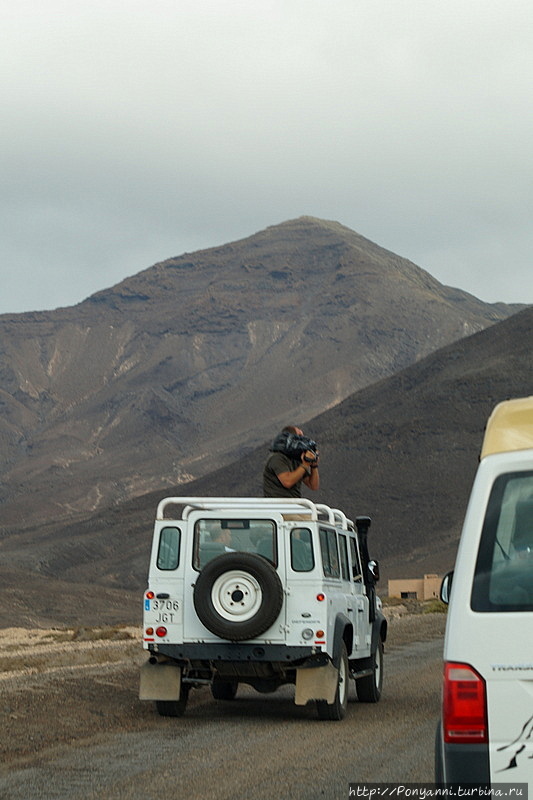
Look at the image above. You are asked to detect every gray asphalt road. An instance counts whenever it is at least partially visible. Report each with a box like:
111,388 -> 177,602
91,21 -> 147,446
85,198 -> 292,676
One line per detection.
0,635 -> 443,800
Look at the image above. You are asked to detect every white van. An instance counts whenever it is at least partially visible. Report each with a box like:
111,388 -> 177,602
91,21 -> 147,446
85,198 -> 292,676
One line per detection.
436,397 -> 533,786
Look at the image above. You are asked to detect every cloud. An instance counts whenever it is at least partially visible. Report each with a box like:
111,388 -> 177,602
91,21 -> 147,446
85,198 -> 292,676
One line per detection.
2,0 -> 533,312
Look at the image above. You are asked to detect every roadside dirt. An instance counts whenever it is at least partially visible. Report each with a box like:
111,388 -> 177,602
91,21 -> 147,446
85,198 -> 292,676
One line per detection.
0,625 -> 146,768
0,611 -> 447,773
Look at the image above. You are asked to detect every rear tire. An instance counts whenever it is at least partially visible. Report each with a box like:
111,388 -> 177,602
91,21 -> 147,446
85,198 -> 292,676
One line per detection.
356,638 -> 383,703
435,723 -> 445,782
316,642 -> 349,721
155,684 -> 190,717
211,679 -> 238,700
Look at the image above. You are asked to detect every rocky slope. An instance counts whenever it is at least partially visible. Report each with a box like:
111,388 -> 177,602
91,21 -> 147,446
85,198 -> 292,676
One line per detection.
2,306 -> 531,627
196,304 -> 533,575
0,217 -> 522,532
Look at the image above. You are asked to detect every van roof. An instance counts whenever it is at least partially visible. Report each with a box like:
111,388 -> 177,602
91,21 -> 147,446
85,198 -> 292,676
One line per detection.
480,396 -> 533,459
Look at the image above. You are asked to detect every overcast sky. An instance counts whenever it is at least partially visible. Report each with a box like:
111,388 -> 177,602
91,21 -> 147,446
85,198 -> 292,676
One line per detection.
2,0 -> 532,315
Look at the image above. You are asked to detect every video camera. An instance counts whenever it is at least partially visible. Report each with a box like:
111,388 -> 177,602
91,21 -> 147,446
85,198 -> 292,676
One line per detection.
270,431 -> 319,463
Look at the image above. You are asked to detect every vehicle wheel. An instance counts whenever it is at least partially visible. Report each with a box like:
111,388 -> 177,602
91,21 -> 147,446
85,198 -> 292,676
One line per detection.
211,679 -> 238,700
435,723 -> 445,783
356,638 -> 383,703
249,679 -> 281,694
155,684 -> 190,717
316,642 -> 349,721
193,552 -> 283,641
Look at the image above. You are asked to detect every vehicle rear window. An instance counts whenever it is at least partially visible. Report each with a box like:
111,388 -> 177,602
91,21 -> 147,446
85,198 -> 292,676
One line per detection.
193,519 -> 277,570
471,471 -> 533,612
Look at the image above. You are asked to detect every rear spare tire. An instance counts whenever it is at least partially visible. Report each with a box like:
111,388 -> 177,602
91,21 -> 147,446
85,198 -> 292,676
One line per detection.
193,552 -> 283,641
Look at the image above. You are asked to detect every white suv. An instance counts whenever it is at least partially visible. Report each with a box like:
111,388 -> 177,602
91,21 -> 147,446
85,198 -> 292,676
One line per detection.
436,397 -> 533,786
140,496 -> 386,720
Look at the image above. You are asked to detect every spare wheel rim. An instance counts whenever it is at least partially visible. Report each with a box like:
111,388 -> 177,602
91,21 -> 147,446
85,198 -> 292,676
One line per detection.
211,569 -> 263,622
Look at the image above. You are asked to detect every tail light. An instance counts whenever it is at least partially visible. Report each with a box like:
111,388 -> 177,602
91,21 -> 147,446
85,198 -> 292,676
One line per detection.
442,662 -> 488,744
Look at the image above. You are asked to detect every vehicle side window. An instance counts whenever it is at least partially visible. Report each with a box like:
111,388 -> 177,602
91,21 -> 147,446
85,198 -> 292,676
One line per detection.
157,526 -> 181,570
338,534 -> 350,581
290,528 -> 314,572
319,528 -> 340,579
472,471 -> 533,612
349,537 -> 363,582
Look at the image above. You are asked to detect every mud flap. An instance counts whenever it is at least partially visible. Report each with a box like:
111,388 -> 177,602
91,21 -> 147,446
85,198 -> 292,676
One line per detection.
139,660 -> 182,701
294,661 -> 338,705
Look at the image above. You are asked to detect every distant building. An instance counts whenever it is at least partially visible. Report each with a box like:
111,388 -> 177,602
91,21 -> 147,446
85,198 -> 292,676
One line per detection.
388,574 -> 441,601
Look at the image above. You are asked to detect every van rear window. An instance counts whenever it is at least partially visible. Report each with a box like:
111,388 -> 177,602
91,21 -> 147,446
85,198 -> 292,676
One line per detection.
471,471 -> 533,612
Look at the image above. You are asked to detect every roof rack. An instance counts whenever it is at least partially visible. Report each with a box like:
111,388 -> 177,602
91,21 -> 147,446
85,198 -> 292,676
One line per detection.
156,496 -> 354,529
316,504 -> 355,530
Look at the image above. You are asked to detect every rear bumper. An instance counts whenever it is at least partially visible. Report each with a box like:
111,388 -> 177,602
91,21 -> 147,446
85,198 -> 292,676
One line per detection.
435,722 -> 490,785
148,641 -> 320,664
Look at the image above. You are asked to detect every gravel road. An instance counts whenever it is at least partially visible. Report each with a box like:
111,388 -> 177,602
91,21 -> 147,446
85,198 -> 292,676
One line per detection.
0,612 -> 446,800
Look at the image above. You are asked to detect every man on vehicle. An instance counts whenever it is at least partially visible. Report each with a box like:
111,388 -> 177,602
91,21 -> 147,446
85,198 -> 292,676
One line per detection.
263,425 -> 320,498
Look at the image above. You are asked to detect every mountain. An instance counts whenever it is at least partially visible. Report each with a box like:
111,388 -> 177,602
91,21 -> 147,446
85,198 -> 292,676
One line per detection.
1,303 -> 531,629
158,305 -> 533,578
0,217 -> 523,537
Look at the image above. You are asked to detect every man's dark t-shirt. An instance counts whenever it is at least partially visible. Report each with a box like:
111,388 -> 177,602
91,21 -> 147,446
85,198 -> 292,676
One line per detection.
263,452 -> 303,497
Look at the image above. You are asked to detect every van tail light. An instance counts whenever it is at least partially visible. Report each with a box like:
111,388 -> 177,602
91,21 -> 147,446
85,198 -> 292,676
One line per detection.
443,662 -> 488,744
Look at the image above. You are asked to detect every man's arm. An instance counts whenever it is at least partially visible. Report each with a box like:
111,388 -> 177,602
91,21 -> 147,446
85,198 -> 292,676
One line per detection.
277,451 -> 319,491
276,461 -> 311,489
303,463 -> 319,491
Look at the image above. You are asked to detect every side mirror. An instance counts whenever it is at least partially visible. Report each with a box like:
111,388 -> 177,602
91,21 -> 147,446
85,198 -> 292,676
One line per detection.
368,560 -> 380,583
440,571 -> 454,604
